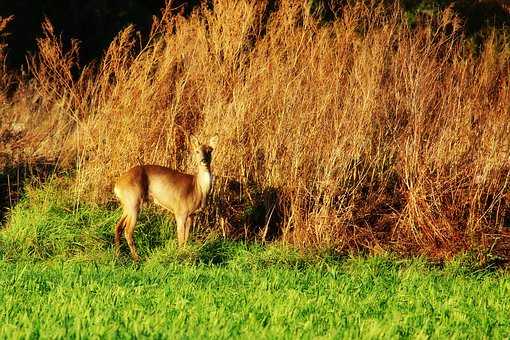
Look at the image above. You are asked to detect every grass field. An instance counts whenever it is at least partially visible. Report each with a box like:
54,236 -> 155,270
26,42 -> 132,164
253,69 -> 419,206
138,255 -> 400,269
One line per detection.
1,2 -> 509,337
2,245 -> 510,338
1,181 -> 510,338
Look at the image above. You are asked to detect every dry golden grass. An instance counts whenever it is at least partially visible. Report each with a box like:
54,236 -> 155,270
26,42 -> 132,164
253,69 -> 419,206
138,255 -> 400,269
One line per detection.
0,16 -> 13,101
1,1 -> 509,260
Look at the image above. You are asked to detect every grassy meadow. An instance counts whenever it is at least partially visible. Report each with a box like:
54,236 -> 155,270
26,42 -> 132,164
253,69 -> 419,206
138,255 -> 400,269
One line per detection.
2,251 -> 510,338
0,180 -> 509,338
1,0 -> 510,337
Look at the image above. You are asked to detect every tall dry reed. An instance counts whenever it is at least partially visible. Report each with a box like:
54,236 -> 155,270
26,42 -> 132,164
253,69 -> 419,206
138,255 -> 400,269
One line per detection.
2,1 -> 510,260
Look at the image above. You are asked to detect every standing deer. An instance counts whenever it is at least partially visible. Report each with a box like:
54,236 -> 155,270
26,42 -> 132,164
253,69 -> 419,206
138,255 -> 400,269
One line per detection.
113,135 -> 218,261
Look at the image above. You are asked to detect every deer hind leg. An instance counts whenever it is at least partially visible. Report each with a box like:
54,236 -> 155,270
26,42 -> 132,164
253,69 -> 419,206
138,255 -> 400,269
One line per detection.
122,196 -> 143,261
124,211 -> 140,262
114,214 -> 127,257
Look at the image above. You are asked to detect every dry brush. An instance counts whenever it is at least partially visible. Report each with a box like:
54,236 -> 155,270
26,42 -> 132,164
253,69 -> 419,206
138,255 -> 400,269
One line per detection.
1,1 -> 509,260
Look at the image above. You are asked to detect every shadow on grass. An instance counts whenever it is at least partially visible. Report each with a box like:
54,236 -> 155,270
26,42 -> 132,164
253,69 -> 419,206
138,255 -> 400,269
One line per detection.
112,209 -> 235,267
217,177 -> 288,242
0,158 -> 58,225
195,238 -> 235,265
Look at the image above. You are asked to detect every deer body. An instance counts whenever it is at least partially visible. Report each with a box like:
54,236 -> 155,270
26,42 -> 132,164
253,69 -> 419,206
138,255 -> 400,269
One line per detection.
114,136 -> 218,261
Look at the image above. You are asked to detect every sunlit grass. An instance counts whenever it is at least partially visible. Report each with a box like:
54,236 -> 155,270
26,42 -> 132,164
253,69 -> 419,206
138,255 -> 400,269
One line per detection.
1,251 -> 510,338
1,181 -> 510,338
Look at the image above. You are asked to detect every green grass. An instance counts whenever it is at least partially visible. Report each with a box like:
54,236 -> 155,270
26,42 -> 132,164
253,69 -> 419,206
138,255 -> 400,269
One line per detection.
1,180 -> 510,338
1,253 -> 510,338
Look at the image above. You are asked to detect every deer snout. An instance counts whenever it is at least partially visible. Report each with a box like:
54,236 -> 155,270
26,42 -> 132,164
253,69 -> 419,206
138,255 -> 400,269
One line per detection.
201,153 -> 212,165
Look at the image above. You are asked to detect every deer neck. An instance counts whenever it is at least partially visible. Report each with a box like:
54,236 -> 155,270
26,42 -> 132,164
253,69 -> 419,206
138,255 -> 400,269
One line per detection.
195,163 -> 212,207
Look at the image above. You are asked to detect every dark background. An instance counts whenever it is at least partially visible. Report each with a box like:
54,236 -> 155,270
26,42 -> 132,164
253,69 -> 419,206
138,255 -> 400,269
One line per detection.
0,0 -> 201,68
0,0 -> 509,69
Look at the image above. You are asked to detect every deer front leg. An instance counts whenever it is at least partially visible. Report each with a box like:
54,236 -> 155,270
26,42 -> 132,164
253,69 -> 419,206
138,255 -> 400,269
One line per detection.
184,215 -> 193,245
176,214 -> 187,247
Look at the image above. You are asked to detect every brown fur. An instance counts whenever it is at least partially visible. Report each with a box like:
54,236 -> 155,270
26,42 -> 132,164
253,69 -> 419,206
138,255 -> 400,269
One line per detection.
113,135 -> 218,261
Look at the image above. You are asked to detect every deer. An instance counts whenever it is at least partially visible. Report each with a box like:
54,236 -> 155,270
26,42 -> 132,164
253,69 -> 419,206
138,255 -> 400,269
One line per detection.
113,135 -> 218,261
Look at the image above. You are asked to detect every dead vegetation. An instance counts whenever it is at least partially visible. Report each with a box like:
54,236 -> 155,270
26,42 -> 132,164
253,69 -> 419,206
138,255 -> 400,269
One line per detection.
0,1 -> 509,260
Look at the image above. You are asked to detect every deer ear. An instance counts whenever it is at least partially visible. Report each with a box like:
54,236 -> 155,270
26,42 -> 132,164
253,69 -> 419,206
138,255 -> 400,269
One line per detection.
190,135 -> 199,149
209,135 -> 218,149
